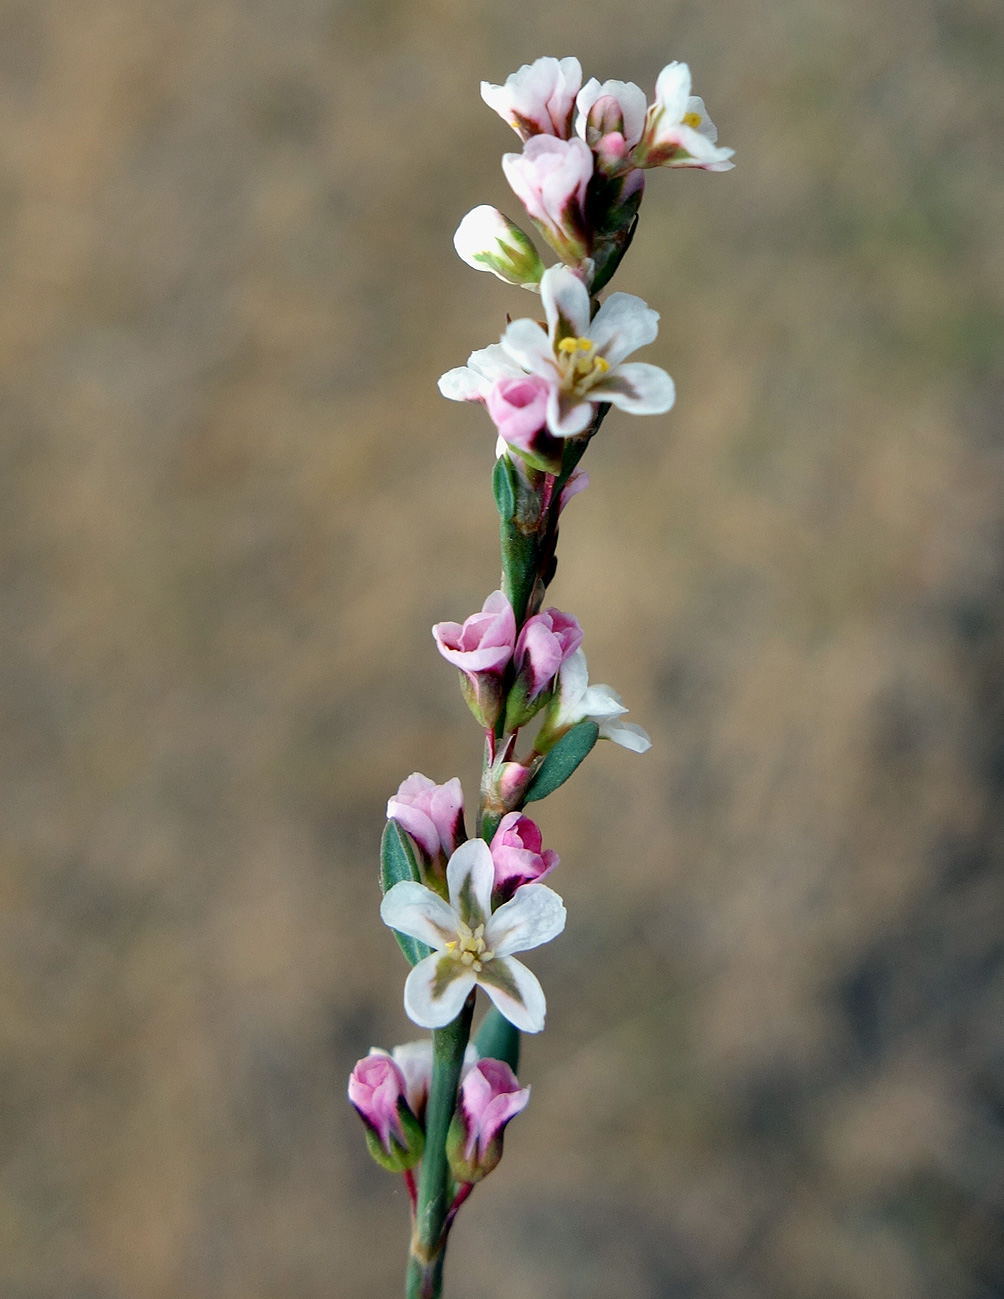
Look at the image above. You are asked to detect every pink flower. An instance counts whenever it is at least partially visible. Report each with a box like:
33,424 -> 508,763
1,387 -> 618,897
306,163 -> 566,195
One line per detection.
502,136 -> 593,264
481,56 -> 582,141
446,1058 -> 531,1183
490,811 -> 559,902
485,374 -> 564,473
370,1041 -> 479,1124
433,590 -> 517,728
347,1053 -> 424,1171
515,606 -> 583,699
387,773 -> 466,863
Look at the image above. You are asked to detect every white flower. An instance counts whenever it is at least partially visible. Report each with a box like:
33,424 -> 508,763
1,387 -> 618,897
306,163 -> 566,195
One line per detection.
499,264 -> 675,436
481,56 -> 582,141
453,205 -> 544,289
549,648 -> 651,752
638,62 -> 734,172
380,839 -> 566,1034
575,77 -> 649,151
501,136 -> 593,264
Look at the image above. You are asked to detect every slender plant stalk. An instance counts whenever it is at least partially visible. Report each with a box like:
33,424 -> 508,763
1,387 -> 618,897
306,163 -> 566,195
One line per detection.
405,995 -> 476,1299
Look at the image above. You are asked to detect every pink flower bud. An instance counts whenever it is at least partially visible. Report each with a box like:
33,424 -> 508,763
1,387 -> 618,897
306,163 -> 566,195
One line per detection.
490,811 -> 559,901
514,606 -> 583,700
447,1059 -> 530,1183
347,1053 -> 409,1154
502,136 -> 593,263
387,773 -> 466,862
433,591 -> 517,728
486,375 -> 564,473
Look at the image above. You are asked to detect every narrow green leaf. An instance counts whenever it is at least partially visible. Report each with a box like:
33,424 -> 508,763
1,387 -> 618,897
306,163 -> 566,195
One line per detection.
473,1006 -> 520,1073
380,821 -> 431,967
492,454 -> 516,523
524,721 -> 599,803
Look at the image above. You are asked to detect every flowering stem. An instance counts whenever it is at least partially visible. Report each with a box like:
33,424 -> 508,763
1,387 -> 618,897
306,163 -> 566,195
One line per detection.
405,993 -> 476,1299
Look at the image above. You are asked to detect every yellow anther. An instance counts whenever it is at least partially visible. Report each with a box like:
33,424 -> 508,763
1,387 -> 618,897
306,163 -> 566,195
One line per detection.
593,356 -> 610,373
682,111 -> 702,129
445,940 -> 457,951
557,337 -> 579,354
576,338 -> 593,351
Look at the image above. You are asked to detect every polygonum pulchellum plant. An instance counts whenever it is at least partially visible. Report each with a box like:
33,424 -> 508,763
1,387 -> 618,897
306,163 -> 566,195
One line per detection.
347,54 -> 732,1299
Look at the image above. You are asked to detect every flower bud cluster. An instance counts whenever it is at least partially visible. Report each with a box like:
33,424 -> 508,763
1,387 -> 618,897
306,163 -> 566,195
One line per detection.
349,1041 -> 528,1186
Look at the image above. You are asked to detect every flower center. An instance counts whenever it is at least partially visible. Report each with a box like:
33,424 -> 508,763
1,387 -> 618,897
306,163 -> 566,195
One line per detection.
556,336 -> 610,394
445,922 -> 494,974
682,111 -> 702,129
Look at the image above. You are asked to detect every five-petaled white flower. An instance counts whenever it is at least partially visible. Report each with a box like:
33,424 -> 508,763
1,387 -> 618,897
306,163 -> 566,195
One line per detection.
544,647 -> 651,752
380,838 -> 566,1034
503,264 -> 675,436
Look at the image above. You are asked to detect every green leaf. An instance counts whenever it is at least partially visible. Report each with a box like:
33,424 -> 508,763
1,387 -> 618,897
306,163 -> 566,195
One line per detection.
380,821 -> 431,967
492,453 -> 517,523
473,1006 -> 520,1073
524,721 -> 599,803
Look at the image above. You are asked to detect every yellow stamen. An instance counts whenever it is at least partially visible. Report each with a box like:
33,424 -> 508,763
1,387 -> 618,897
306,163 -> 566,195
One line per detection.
445,940 -> 457,951
593,356 -> 610,373
557,337 -> 579,354
682,111 -> 702,129
576,338 -> 593,351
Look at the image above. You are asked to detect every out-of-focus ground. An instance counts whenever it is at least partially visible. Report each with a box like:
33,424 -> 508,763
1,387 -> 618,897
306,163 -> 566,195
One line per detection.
2,1 -> 1003,1296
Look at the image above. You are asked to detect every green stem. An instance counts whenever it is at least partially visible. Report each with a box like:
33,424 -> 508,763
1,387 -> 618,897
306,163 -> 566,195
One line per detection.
404,994 -> 475,1299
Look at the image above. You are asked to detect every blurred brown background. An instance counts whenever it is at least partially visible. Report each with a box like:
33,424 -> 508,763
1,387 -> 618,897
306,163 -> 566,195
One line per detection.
2,0 -> 1003,1296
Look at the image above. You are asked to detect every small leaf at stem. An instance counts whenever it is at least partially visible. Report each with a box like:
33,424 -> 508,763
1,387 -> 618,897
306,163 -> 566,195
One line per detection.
380,821 -> 432,966
524,721 -> 599,803
491,454 -> 516,523
473,1006 -> 520,1073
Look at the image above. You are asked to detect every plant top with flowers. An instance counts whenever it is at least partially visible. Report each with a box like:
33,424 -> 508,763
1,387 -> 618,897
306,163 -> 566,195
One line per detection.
347,54 -> 732,1299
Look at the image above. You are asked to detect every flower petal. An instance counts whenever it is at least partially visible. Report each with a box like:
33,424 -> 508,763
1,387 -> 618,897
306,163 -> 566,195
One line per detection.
446,838 -> 495,929
545,384 -> 593,437
501,318 -> 557,376
380,881 -> 457,949
588,292 -> 660,366
594,362 -> 675,414
477,956 -> 547,1033
600,720 -> 652,752
654,61 -> 692,122
581,680 -> 629,722
404,954 -> 477,1029
486,882 -> 566,957
540,264 -> 591,343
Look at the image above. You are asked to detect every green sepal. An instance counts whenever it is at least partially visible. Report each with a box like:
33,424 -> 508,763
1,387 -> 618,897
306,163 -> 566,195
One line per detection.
445,1112 -> 501,1185
380,821 -> 432,967
503,675 -> 551,732
473,1006 -> 520,1073
362,1099 -> 425,1173
492,452 -> 517,521
524,721 -> 599,803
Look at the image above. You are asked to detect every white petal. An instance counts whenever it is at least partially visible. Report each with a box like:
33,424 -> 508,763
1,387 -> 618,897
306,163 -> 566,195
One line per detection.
574,77 -> 602,139
574,78 -> 647,149
595,362 -> 675,415
686,96 -> 718,143
438,366 -> 484,402
545,384 -> 593,437
541,264 -> 591,342
581,681 -> 629,722
477,956 -> 548,1033
486,882 -> 566,957
468,342 -> 526,385
404,954 -> 477,1029
380,881 -> 457,949
589,292 -> 660,366
600,720 -> 652,752
501,318 -> 558,376
446,839 -> 495,928
558,647 -> 589,710
654,61 -> 692,121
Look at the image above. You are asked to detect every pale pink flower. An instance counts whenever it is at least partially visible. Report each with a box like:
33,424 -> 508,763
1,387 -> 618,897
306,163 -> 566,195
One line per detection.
481,56 -> 582,141
369,1040 -> 479,1123
514,607 -> 583,698
490,811 -> 559,902
433,591 -> 517,728
380,839 -> 566,1033
447,1059 -> 530,1182
387,773 -> 465,862
347,1053 -> 410,1154
486,375 -> 551,453
575,77 -> 649,151
502,135 -> 593,264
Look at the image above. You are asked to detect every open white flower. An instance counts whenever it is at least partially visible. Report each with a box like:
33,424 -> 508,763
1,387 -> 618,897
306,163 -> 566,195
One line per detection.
547,648 -> 651,752
380,839 -> 566,1034
638,62 -> 734,172
437,342 -> 524,404
500,264 -> 675,436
